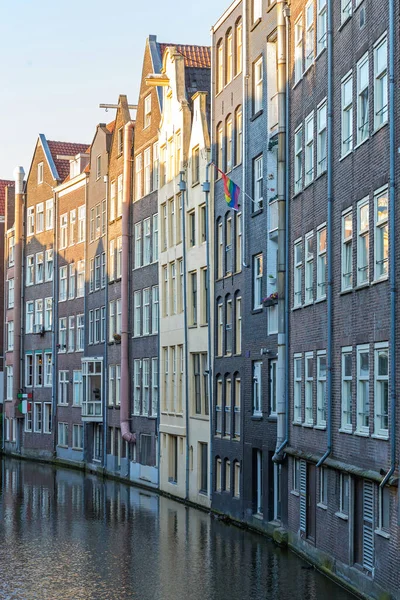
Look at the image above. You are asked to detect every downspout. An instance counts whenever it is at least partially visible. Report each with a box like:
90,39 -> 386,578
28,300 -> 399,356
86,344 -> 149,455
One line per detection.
380,0 -> 396,489
13,167 -> 24,454
179,171 -> 190,501
103,174 -> 109,467
203,161 -> 213,502
273,1 -> 290,460
52,186 -> 58,455
121,121 -> 136,444
316,0 -> 333,468
242,0 -> 249,268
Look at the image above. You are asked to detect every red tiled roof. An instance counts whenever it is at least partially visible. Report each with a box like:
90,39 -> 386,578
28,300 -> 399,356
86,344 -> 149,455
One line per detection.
107,120 -> 116,134
0,180 -> 14,216
47,140 -> 90,181
159,44 -> 211,68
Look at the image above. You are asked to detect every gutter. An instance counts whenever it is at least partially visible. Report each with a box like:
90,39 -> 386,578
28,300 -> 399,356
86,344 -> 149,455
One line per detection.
120,121 -> 136,444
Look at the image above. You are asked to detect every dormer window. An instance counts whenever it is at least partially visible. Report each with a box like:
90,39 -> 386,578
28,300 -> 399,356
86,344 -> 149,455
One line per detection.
70,159 -> 79,179
38,162 -> 44,184
144,94 -> 152,128
117,128 -> 123,156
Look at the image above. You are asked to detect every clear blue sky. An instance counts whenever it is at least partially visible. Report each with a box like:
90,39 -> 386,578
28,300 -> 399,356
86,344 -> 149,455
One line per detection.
0,0 -> 228,180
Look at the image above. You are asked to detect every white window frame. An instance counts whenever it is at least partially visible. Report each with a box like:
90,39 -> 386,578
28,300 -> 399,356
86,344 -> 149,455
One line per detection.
341,72 -> 353,156
294,354 -> 302,423
374,342 -> 389,438
341,0 -> 352,23
357,53 -> 369,145
253,361 -> 262,416
294,125 -> 303,194
294,239 -> 302,307
341,210 -> 353,291
305,1 -> 314,70
374,35 -> 388,130
357,197 -> 369,286
304,351 -> 313,425
253,155 -> 263,210
316,351 -> 326,427
253,253 -> 263,310
341,346 -> 353,432
253,57 -> 263,114
374,187 -> 388,281
294,17 -> 303,84
305,231 -> 314,304
317,0 -> 327,55
305,112 -> 314,186
356,344 -> 370,434
317,225 -> 327,300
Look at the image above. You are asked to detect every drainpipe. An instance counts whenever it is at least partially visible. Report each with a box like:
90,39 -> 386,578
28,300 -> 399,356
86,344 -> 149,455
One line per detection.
103,174 -> 109,467
380,0 -> 396,489
52,185 -> 58,456
273,1 -> 290,461
13,167 -> 24,454
179,171 -> 190,501
120,121 -> 136,444
203,161 -> 213,502
242,0 -> 249,268
316,0 -> 333,469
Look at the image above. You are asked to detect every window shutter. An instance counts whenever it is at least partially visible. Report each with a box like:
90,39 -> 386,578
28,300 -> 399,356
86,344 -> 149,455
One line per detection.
363,480 -> 374,572
299,460 -> 307,533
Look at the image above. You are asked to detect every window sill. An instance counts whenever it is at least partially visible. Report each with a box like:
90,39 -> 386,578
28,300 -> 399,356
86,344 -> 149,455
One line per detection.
371,277 -> 388,286
339,150 -> 353,162
354,430 -> 369,437
292,78 -> 302,90
339,288 -> 353,296
57,444 -> 68,449
302,62 -> 314,78
251,208 -> 263,217
315,170 -> 327,181
251,17 -> 262,31
292,304 -> 303,311
335,511 -> 349,521
292,420 -> 302,426
317,502 -> 327,511
291,490 -> 300,497
303,179 -> 314,191
314,297 -> 326,304
371,433 -> 389,441
375,528 -> 390,540
292,190 -> 303,200
355,282 -> 370,291
339,427 -> 353,434
252,308 -> 263,315
251,414 -> 263,421
338,15 -> 352,32
302,422 -> 314,428
372,121 -> 388,137
313,425 -> 326,431
315,47 -> 327,62
268,415 -> 277,422
250,110 -> 263,122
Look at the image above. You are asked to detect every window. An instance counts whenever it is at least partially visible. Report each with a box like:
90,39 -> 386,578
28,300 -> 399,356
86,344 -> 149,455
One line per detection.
253,0 -> 262,22
317,226 -> 326,299
317,0 -> 327,54
294,126 -> 303,193
236,212 -> 242,272
36,203 -> 44,233
225,215 -> 232,274
225,459 -> 231,492
217,40 -> 223,93
304,352 -> 313,425
357,198 -> 369,285
161,203 -> 167,250
317,352 -> 326,426
199,443 -> 208,494
217,123 -> 223,173
26,255 -> 34,286
43,403 -> 52,434
34,353 -> 43,387
215,380 -> 223,434
253,155 -> 263,210
152,357 -> 159,416
341,73 -> 353,155
341,0 -> 352,22
26,302 -> 34,334
144,94 -> 151,128
6,366 -> 13,400
59,266 -> 67,301
253,254 -> 263,310
152,285 -> 159,334
160,145 -> 166,187
357,54 -> 369,144
235,106 -> 242,165
217,221 -> 223,278
294,17 -> 303,83
162,267 -> 168,316
134,291 -> 141,337
235,20 -> 243,76
117,127 -> 123,155
8,278 -> 14,309
117,174 -> 123,217
226,29 -> 234,82
69,263 -> 75,299
176,131 -> 182,174
356,345 -> 370,433
341,211 -> 353,290
58,422 -> 68,447
305,232 -> 314,304
34,403 -> 42,433
305,1 -> 314,70
108,239 -> 115,282
189,211 -> 195,247
151,143 -> 159,192
235,296 -> 241,354
76,260 -> 84,297
168,198 -> 175,247
319,468 -> 328,507
110,181 -> 116,222
374,36 -> 388,129
73,424 -> 83,450
8,235 -> 15,267
27,206 -> 34,236
60,213 -> 67,249
78,205 -> 85,242
190,272 -> 197,326
226,117 -> 233,172
216,457 -> 222,491
341,347 -> 353,431
58,318 -> 67,352
108,365 -> 115,406
304,112 -> 314,185
68,316 -> 75,352
270,360 -> 277,416
133,360 -> 141,415
44,249 -> 53,282
253,57 -> 263,114
76,314 -> 84,351
25,402 -> 33,433
217,302 -> 223,356
152,214 -> 158,262
374,188 -> 388,280
34,299 -> 43,331
224,378 -> 232,434
101,200 -> 106,236
95,204 -> 101,239
378,486 -> 390,532
339,473 -> 350,516
135,154 -> 142,200
100,252 -> 106,288
142,360 -> 149,415
225,298 -> 232,354
170,262 -> 177,315
143,288 -> 150,335
58,371 -> 69,405
37,162 -> 44,184
294,240 -> 302,307
253,361 -> 262,416
116,236 -> 122,279
374,343 -> 388,437
293,355 -> 302,423
7,321 -> 14,351
116,298 -> 122,335
234,377 -> 241,438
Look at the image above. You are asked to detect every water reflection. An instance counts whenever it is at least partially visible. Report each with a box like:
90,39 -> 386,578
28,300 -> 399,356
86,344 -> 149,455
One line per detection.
0,458 -> 353,600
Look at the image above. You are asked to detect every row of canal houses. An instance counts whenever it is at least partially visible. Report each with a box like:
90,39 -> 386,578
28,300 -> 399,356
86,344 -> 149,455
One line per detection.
1,0 -> 399,598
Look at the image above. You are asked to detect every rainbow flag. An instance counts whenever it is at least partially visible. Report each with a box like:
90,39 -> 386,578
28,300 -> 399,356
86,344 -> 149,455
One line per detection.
221,172 -> 240,211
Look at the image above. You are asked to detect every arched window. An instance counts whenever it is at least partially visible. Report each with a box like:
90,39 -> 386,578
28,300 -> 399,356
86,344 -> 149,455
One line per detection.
225,211 -> 232,274
216,122 -> 223,174
235,106 -> 243,166
224,374 -> 232,435
235,19 -> 243,75
226,29 -> 233,83
215,456 -> 222,491
216,297 -> 223,356
215,376 -> 222,434
216,218 -> 223,279
225,294 -> 232,355
233,460 -> 241,497
234,293 -> 242,355
233,372 -> 241,438
224,458 -> 231,492
226,114 -> 233,172
217,40 -> 224,93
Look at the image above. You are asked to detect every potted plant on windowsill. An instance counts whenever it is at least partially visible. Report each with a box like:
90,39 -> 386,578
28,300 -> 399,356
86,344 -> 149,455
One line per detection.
262,292 -> 278,307
113,333 -> 121,344
268,274 -> 277,286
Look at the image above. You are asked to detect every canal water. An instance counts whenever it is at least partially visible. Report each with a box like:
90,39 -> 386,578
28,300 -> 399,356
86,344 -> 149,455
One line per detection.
0,458 -> 354,600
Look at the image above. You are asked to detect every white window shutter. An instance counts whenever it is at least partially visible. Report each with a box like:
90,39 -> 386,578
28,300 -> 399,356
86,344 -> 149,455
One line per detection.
363,480 -> 374,572
299,460 -> 307,533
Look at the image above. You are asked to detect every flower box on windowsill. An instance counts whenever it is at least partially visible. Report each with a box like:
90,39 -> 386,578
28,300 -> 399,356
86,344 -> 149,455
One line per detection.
113,333 -> 121,344
263,293 -> 278,307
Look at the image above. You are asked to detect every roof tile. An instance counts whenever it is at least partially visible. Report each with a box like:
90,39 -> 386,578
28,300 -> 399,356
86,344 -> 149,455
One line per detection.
0,180 -> 14,216
47,140 -> 90,181
159,44 -> 211,68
